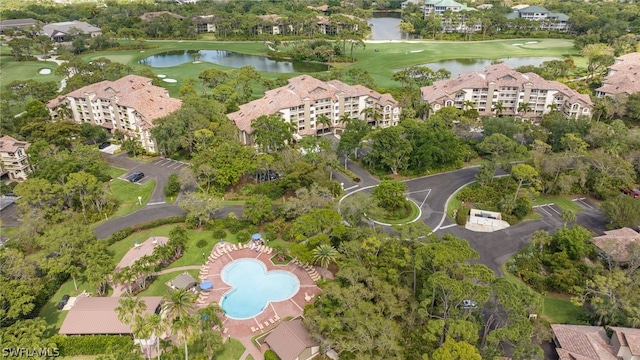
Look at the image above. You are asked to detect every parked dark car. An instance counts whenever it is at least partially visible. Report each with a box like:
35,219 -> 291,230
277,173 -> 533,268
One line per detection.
128,172 -> 144,183
56,301 -> 66,310
61,294 -> 70,304
98,141 -> 111,149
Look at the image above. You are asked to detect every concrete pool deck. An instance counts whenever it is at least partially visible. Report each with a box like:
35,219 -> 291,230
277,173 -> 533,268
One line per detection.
197,243 -> 323,341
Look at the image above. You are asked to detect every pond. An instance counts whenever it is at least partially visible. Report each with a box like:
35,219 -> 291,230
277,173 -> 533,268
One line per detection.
421,57 -> 562,77
368,12 -> 419,40
139,50 -> 329,73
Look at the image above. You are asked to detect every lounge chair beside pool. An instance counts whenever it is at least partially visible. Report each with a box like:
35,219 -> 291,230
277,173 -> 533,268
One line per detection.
274,315 -> 280,321
251,326 -> 257,333
258,323 -> 264,330
269,318 -> 275,324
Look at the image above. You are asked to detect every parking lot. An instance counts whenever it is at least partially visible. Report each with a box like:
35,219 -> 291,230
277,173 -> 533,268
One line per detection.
533,203 -> 563,218
152,158 -> 189,170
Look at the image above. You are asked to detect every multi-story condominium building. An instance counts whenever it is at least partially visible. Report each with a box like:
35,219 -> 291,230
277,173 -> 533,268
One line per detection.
423,0 -> 475,16
421,64 -> 593,121
228,75 -> 401,146
595,52 -> 640,99
505,6 -> 569,31
0,135 -> 32,182
47,75 -> 182,153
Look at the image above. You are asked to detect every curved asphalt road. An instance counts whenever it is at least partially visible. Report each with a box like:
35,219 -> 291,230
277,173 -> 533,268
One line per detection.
96,153 -> 606,276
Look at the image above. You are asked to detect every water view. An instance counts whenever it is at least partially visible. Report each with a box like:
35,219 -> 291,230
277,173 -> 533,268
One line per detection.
139,50 -> 329,73
422,57 -> 562,77
368,12 -> 419,40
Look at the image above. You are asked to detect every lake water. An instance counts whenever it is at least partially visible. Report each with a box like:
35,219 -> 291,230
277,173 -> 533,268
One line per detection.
369,13 -> 419,40
422,57 -> 562,77
139,50 -> 329,73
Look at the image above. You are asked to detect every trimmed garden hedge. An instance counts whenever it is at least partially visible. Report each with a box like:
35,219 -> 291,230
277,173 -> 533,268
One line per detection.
50,335 -> 134,356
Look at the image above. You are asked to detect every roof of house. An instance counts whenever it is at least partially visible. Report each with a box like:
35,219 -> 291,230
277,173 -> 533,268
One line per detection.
228,75 -> 398,135
171,272 -> 197,289
609,327 -> 640,356
42,21 -> 101,37
0,18 -> 37,30
421,63 -> 592,108
592,227 -> 640,263
596,53 -> 640,96
140,11 -> 184,22
518,5 -> 550,13
264,319 -> 318,360
551,324 -> 617,360
59,296 -> 162,335
0,135 -> 30,153
47,75 -> 182,130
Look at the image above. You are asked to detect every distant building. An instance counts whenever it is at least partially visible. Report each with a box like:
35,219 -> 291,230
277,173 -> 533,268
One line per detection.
401,0 -> 424,10
551,324 -> 640,360
0,135 -> 32,182
46,75 -> 182,153
41,21 -> 102,42
595,53 -> 640,99
228,75 -> 400,146
421,64 -> 593,121
193,15 -> 219,33
423,0 -> 476,16
0,18 -> 38,33
505,6 -> 569,31
592,227 -> 640,263
264,319 -> 320,360
140,11 -> 184,22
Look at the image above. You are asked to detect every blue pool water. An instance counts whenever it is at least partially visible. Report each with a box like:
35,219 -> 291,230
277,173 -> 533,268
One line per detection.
221,258 -> 299,319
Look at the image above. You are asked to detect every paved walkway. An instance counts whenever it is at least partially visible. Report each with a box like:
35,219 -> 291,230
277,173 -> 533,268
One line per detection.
154,265 -> 200,275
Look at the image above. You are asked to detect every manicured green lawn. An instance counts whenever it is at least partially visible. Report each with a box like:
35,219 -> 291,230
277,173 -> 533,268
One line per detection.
78,38 -> 579,96
104,167 -> 156,220
542,295 -> 588,324
501,264 -> 587,324
0,57 -> 62,88
139,270 -> 200,297
216,339 -> 246,360
369,200 -> 421,225
531,196 -> 583,212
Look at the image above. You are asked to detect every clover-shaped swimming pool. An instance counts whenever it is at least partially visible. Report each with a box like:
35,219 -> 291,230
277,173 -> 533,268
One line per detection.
220,258 -> 300,319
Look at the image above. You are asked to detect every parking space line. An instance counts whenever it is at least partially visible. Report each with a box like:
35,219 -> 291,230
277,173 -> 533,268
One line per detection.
548,205 -> 561,214
534,205 -> 552,216
419,189 -> 431,209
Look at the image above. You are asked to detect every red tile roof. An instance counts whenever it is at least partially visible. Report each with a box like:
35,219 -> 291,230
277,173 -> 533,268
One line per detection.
228,75 -> 398,134
0,135 -> 30,153
422,63 -> 592,108
264,319 -> 318,360
592,227 -> 640,263
610,327 -> 640,356
47,75 -> 182,130
59,296 -> 162,335
596,53 -> 640,96
551,324 -> 617,360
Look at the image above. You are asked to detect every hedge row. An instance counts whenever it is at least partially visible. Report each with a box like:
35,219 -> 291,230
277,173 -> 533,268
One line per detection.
50,335 -> 133,356
106,215 -> 187,244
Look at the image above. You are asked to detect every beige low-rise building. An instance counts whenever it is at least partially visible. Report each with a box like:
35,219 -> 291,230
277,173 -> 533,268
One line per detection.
0,135 -> 32,182
421,64 -> 593,121
592,227 -> 640,263
228,75 -> 400,146
47,75 -> 182,153
596,53 -> 640,99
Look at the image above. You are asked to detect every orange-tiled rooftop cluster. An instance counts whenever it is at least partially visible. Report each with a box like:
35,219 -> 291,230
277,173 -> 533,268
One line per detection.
552,324 -> 640,360
421,63 -> 593,120
596,52 -> 640,98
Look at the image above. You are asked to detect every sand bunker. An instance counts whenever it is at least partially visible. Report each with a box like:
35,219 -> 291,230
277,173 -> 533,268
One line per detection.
410,50 -> 424,53
162,78 -> 178,83
157,74 -> 167,78
512,43 -> 522,46
39,69 -> 52,75
525,41 -> 539,44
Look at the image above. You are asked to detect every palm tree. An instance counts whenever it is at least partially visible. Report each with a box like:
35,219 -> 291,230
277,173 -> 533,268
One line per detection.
132,315 -> 153,360
116,295 -> 148,327
174,314 -> 199,360
546,103 -> 559,113
316,114 -> 332,134
462,100 -> 475,111
517,102 -> 532,118
197,304 -> 223,331
56,103 -> 73,121
146,313 -> 168,360
360,107 -> 381,127
162,288 -> 195,322
116,266 -> 138,295
493,102 -> 505,116
312,244 -> 338,279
